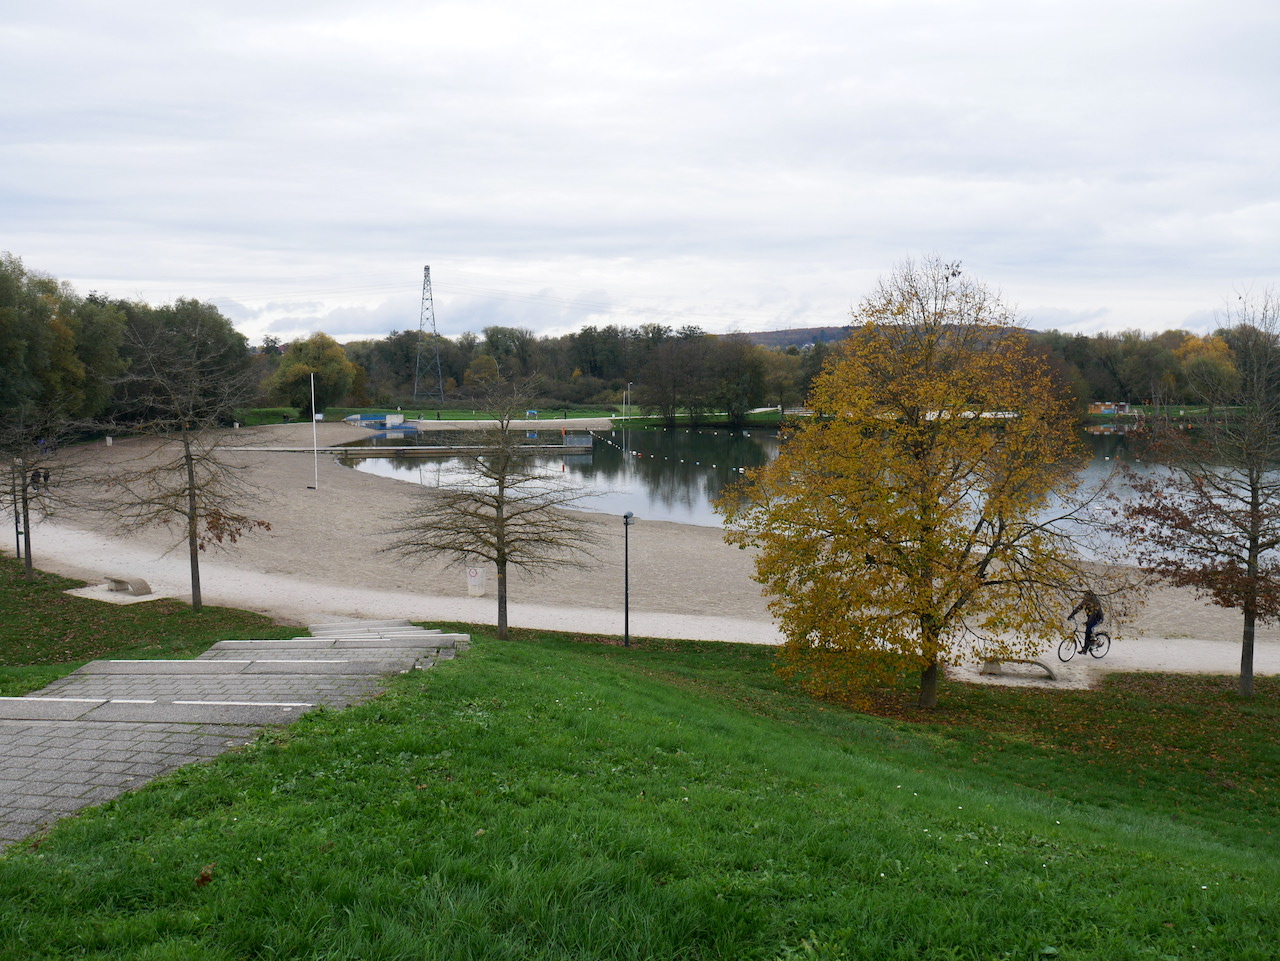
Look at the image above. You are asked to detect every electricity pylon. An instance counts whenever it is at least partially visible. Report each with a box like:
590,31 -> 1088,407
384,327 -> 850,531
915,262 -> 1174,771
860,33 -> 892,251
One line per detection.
413,265 -> 446,403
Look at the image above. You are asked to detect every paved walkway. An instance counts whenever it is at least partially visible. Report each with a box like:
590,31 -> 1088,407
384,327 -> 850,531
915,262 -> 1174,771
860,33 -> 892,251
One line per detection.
0,619 -> 469,851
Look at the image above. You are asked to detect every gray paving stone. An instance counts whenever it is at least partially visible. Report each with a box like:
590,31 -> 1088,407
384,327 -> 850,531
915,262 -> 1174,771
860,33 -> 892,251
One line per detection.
75,660 -> 254,675
42,795 -> 98,813
4,807 -> 51,824
82,702 -> 309,725
240,658 -> 416,674
0,698 -> 101,721
207,640 -> 337,652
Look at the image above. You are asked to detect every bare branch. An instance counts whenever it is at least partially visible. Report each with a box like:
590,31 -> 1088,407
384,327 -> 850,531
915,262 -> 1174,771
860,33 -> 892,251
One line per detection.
1111,288 -> 1280,696
382,378 -> 601,638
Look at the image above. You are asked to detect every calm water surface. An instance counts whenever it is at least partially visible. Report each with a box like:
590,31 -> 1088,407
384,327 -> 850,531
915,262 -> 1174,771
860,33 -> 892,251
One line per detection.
344,427 -> 1133,528
344,427 -> 781,526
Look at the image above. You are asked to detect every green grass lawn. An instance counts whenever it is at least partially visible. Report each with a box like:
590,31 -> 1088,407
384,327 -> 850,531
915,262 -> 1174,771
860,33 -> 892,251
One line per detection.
1,599 -> 1277,959
234,407 -> 299,427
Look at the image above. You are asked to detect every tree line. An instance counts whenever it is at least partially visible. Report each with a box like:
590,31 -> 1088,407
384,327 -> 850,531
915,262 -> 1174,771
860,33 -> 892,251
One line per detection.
311,315 -> 1255,424
2,251 -> 1257,432
308,324 -> 823,427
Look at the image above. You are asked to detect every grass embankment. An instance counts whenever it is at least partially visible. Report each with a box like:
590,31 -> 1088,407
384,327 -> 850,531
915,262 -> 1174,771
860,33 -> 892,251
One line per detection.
234,407 -> 300,427
613,410 -> 787,430
0,557 -> 298,694
322,407 -> 621,423
2,606 -> 1277,958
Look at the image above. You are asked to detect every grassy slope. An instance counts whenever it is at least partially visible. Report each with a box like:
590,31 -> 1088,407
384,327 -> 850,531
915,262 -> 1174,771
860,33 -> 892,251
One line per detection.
1,619 -> 1277,960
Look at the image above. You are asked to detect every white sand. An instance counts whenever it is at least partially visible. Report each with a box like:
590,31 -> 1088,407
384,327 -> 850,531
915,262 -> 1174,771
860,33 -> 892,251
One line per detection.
16,422 -> 1280,687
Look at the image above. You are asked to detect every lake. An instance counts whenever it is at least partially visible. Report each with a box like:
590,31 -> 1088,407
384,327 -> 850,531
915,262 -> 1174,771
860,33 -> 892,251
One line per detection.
342,426 -> 1132,528
342,426 -> 781,526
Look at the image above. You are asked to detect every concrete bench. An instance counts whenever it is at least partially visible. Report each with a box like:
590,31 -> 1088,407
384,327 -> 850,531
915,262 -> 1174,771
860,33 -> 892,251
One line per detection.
979,657 -> 1056,681
104,575 -> 152,596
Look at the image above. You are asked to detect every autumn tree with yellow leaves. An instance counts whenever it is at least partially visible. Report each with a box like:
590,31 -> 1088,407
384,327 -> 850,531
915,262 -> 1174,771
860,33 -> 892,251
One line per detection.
720,258 -> 1099,708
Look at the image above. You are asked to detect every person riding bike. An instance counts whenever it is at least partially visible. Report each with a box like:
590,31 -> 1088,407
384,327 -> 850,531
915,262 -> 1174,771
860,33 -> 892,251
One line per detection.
1068,590 -> 1104,654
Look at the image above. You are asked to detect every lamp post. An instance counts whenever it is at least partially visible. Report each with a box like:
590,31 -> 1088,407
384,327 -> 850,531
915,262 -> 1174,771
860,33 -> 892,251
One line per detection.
308,371 -> 320,490
623,511 -> 636,648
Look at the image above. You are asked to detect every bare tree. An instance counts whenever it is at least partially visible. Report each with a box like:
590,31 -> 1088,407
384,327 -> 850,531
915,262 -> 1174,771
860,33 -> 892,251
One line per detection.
384,381 -> 599,639
0,407 -> 82,580
1115,289 -> 1280,696
95,300 -> 270,612
98,430 -> 270,612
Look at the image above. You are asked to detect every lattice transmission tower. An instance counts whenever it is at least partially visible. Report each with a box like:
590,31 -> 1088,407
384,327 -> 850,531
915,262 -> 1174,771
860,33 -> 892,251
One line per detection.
412,265 -> 446,403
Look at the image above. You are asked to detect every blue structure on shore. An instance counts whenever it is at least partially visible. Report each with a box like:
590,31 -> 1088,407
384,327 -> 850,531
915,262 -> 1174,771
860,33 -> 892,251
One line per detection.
344,413 -> 414,431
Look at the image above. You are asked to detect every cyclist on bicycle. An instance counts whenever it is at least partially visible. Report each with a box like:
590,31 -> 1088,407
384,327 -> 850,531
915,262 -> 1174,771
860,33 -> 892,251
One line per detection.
1068,590 -> 1104,654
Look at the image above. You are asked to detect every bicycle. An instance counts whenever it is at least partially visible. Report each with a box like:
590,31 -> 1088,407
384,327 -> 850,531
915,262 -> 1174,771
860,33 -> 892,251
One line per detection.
1058,617 -> 1111,662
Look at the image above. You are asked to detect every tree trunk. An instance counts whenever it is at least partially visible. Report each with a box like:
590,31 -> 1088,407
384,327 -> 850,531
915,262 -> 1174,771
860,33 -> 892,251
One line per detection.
494,476 -> 509,638
1240,608 -> 1256,698
184,436 -> 203,613
496,559 -> 508,640
919,660 -> 939,709
917,603 -> 941,709
20,476 -> 33,581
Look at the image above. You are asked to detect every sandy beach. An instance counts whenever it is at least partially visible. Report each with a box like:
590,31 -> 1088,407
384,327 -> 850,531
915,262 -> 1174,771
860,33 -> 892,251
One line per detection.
15,421 -> 1280,688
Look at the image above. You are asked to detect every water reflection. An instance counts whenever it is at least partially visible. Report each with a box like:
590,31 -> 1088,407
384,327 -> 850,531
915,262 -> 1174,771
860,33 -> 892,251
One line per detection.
342,426 -> 1131,529
343,427 -> 780,527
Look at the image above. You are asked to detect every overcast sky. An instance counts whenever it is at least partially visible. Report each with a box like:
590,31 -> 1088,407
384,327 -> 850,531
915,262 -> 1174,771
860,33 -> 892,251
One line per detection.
4,1 -> 1277,345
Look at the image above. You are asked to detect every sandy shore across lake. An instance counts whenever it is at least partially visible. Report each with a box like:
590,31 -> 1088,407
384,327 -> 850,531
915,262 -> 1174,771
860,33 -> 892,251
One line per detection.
15,421 -> 1280,689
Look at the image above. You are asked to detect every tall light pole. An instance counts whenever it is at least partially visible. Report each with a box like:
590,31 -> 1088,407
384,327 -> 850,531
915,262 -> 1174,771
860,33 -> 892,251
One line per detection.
623,511 -> 636,647
308,372 -> 320,491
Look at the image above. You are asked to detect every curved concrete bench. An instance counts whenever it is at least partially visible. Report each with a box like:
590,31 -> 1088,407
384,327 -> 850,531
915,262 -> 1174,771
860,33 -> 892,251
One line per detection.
104,575 -> 152,596
979,657 -> 1056,680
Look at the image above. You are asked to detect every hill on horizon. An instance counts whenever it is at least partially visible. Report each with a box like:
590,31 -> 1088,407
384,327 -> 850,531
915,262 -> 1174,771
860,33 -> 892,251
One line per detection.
743,325 -> 851,348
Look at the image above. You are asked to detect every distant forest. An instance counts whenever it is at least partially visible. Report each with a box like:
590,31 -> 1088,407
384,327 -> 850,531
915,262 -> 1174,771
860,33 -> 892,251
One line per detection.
334,320 -> 1240,424
0,253 -> 1247,431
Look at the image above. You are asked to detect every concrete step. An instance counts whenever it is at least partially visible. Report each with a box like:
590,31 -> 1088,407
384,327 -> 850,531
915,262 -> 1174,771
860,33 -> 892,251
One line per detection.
309,618 -> 416,634
0,696 -> 314,725
73,658 -> 421,676
205,636 -> 462,652
199,649 -> 445,665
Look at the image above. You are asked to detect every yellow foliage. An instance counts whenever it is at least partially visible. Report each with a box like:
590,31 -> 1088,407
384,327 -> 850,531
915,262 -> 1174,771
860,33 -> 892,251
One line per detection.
718,258 -> 1091,706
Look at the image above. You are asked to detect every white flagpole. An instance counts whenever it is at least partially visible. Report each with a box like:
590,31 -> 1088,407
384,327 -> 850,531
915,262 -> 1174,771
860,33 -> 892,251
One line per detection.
310,372 -> 320,490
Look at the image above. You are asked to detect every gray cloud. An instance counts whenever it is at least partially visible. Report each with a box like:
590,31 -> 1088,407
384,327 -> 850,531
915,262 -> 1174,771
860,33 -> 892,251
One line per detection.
3,1 -> 1277,344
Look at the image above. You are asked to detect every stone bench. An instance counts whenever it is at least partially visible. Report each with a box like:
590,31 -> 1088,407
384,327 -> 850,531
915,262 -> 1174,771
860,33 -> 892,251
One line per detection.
979,657 -> 1056,681
104,575 -> 152,596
